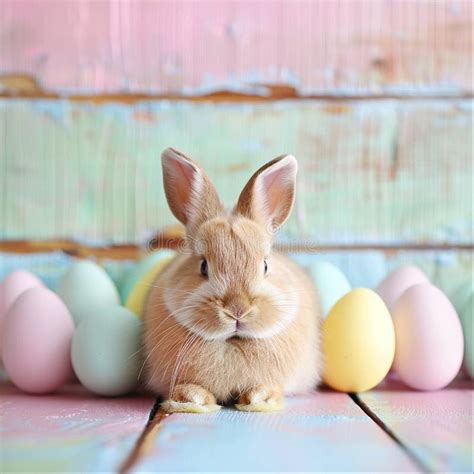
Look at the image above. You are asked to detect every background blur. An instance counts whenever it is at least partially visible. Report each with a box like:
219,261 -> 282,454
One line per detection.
0,0 -> 472,294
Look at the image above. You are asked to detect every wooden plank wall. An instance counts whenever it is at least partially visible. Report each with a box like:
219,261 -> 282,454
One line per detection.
0,1 -> 472,96
1,0 -> 472,296
1,99 -> 472,245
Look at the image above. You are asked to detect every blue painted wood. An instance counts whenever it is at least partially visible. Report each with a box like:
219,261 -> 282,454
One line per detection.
134,392 -> 416,471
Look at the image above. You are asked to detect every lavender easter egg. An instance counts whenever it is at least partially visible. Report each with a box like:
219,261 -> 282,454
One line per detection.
376,265 -> 429,311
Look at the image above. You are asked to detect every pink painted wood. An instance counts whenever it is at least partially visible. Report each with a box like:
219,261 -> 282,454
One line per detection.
359,377 -> 474,472
0,381 -> 153,472
0,0 -> 471,95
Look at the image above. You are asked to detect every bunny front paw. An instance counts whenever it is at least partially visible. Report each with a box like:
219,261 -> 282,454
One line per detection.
235,385 -> 284,412
161,383 -> 221,414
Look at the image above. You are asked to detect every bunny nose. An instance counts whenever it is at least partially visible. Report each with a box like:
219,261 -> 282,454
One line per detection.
223,295 -> 252,320
228,307 -> 248,320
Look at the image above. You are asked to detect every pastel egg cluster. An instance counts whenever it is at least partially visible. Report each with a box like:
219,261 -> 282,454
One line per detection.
0,257 -> 471,396
0,251 -> 174,395
319,263 -> 471,392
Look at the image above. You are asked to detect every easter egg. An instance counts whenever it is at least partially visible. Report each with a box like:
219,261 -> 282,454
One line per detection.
322,288 -> 395,392
450,281 -> 473,379
56,260 -> 120,324
450,280 -> 474,314
2,287 -> 74,393
0,270 -> 44,361
376,265 -> 429,311
392,283 -> 463,390
71,305 -> 142,396
458,293 -> 473,379
120,250 -> 175,316
309,261 -> 351,317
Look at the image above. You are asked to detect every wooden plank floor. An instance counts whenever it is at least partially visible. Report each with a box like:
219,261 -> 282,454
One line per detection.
0,381 -> 153,472
358,378 -> 474,473
132,391 -> 417,472
2,377 -> 472,472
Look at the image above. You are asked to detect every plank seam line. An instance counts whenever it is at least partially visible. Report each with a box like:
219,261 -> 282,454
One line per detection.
350,393 -> 431,473
118,396 -> 169,474
1,93 -> 473,103
0,240 -> 473,260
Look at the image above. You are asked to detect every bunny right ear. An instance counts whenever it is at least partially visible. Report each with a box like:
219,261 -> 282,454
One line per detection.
161,148 -> 224,232
234,154 -> 298,232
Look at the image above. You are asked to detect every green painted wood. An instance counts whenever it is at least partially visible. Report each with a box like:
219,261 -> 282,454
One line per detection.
1,99 -> 471,245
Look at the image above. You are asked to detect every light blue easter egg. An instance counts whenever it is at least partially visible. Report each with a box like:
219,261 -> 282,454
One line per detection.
56,260 -> 120,325
71,305 -> 142,396
119,250 -> 176,304
309,261 -> 352,317
459,293 -> 473,379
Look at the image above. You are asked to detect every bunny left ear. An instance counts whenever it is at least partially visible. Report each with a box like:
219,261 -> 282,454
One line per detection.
161,147 -> 224,233
234,154 -> 298,231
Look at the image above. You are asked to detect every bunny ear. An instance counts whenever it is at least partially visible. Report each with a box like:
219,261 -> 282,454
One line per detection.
234,154 -> 298,231
161,148 -> 223,230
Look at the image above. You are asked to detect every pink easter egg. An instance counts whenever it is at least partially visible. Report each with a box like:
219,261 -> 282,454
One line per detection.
392,283 -> 464,391
0,271 -> 44,360
376,265 -> 429,311
2,287 -> 74,394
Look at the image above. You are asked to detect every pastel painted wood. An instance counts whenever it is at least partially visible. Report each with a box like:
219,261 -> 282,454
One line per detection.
358,378 -> 474,473
0,381 -> 153,472
134,391 -> 417,471
1,99 -> 471,244
0,1 -> 471,95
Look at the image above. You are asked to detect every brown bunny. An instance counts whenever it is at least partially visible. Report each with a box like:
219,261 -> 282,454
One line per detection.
143,148 -> 321,412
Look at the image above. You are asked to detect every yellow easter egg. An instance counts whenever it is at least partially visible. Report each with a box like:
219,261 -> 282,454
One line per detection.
124,253 -> 174,317
322,288 -> 395,392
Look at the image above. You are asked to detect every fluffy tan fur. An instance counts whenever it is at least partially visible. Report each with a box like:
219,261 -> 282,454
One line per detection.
143,148 -> 321,412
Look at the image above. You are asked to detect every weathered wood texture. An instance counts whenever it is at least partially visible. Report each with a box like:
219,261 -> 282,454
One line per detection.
1,99 -> 471,245
2,376 -> 472,472
1,249 -> 471,301
0,1 -> 472,96
359,378 -> 473,473
0,381 -> 153,472
134,391 -> 417,471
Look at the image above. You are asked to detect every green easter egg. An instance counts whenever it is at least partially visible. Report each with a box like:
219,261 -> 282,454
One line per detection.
451,281 -> 474,314
310,261 -> 352,317
56,260 -> 119,325
71,305 -> 142,396
459,293 -> 473,379
119,250 -> 175,304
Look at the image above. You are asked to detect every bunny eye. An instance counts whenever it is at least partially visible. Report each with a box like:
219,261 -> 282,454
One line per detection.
264,259 -> 268,275
200,259 -> 208,278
